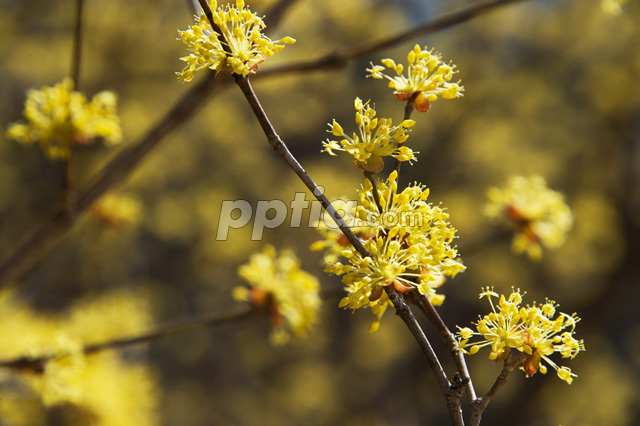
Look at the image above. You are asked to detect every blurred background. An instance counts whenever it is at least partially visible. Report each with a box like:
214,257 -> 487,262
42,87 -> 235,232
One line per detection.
0,0 -> 639,424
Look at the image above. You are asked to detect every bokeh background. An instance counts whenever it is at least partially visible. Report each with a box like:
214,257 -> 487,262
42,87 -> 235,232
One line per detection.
1,0 -> 639,424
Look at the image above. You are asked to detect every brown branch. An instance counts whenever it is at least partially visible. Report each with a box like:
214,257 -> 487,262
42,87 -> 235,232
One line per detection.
469,352 -> 526,426
386,287 -> 466,426
412,293 -> 477,404
233,74 -> 370,258
70,0 -> 84,88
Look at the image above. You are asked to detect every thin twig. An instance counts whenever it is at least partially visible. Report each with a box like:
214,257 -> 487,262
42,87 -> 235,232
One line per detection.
365,172 -> 384,213
0,303 -> 255,372
233,74 -> 370,258
469,352 -> 526,426
70,0 -> 84,88
0,283 -> 347,372
64,0 -> 84,218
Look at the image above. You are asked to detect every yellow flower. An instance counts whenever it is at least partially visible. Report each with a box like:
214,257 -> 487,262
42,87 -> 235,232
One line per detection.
233,245 -> 321,345
457,287 -> 585,384
367,44 -> 464,112
27,334 -> 86,407
90,192 -> 143,228
325,171 -> 465,332
601,0 -> 629,15
322,98 -> 416,173
6,78 -> 121,160
177,0 -> 295,81
484,175 -> 573,261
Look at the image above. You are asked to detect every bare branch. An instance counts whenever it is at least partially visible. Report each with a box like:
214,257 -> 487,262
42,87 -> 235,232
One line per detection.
412,293 -> 477,403
469,352 -> 527,426
0,304 -> 254,372
257,0 -> 529,78
386,287 -> 466,426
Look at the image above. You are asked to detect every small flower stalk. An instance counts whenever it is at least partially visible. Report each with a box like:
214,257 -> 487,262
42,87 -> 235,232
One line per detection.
233,245 -> 321,345
457,287 -> 585,384
177,0 -> 295,81
321,171 -> 465,332
484,175 -> 573,261
367,44 -> 464,113
322,97 -> 416,173
6,78 -> 121,160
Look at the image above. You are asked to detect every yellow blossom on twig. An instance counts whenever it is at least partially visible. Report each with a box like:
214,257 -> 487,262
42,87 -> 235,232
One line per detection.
457,287 -> 585,384
484,175 -> 573,261
324,171 -> 465,332
177,0 -> 295,81
6,78 -> 121,160
367,44 -> 463,112
322,98 -> 416,173
233,245 -> 321,345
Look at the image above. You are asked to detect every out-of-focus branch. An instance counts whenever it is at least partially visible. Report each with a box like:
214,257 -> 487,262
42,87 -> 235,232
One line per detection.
0,72 -> 224,289
257,0 -> 529,78
0,303 -> 255,372
70,0 -> 84,87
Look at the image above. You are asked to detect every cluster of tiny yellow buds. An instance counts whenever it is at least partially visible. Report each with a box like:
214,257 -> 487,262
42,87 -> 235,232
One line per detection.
457,287 -> 585,384
484,175 -> 573,261
367,44 -> 464,113
601,0 -> 629,15
325,171 -> 465,332
6,78 -> 121,160
177,0 -> 295,81
322,97 -> 416,173
233,245 -> 321,345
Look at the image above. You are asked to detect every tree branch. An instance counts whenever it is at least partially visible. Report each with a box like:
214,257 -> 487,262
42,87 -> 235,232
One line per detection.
412,293 -> 477,403
257,0 -> 529,78
0,303 -> 254,372
469,352 -> 526,426
385,287 -> 465,426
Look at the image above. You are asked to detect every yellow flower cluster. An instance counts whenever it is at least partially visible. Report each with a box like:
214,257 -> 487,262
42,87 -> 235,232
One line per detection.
457,287 -> 585,384
601,0 -> 629,15
233,245 -> 321,345
367,44 -> 464,112
484,175 -> 573,261
177,0 -> 295,81
323,171 -> 465,332
322,97 -> 416,173
90,192 -> 143,229
0,289 -> 157,425
6,78 -> 121,160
